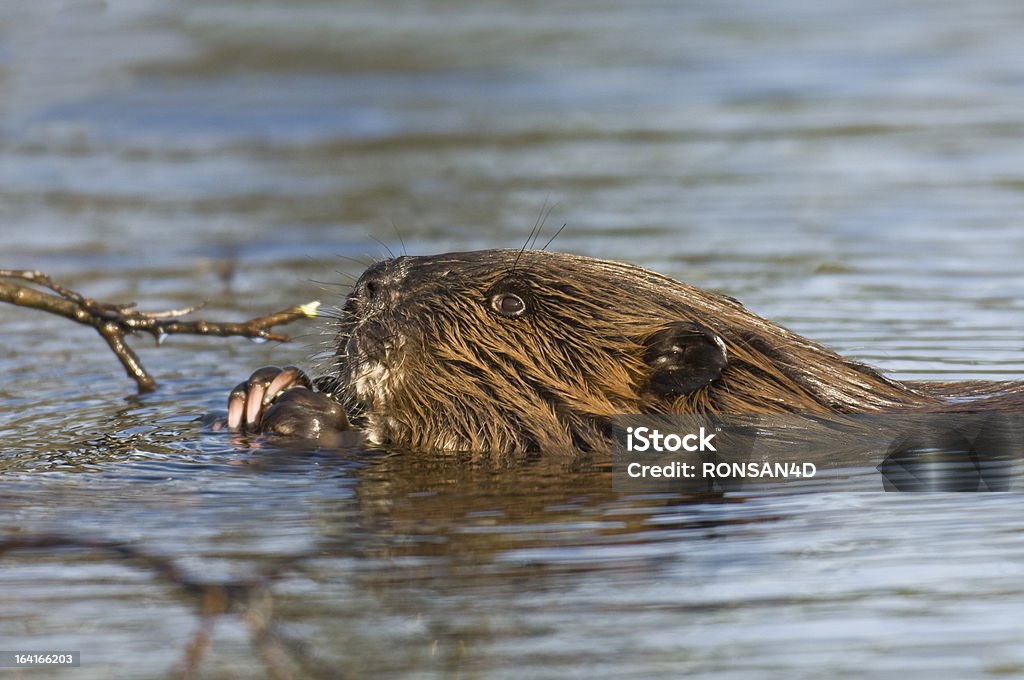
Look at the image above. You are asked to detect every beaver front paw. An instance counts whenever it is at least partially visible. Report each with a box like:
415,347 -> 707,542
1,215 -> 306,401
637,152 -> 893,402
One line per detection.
226,366 -> 349,440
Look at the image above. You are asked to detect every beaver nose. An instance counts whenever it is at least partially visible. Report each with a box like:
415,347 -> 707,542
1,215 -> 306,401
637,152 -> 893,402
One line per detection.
352,258 -> 407,310
359,260 -> 391,299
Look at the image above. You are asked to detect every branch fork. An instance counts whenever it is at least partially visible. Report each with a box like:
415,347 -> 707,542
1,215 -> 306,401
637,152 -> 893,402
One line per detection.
0,270 -> 319,392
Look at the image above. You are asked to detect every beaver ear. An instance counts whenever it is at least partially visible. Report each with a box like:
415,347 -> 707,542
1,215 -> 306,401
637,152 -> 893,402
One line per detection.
642,322 -> 728,398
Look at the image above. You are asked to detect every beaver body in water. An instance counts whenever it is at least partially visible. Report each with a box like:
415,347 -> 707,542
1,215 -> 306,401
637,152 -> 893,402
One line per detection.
227,249 -> 1024,454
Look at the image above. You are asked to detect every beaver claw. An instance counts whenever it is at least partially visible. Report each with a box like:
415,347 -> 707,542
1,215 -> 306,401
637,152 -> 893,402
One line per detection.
227,366 -> 349,440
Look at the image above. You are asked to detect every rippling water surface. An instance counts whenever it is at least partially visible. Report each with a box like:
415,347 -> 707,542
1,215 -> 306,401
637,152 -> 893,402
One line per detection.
2,1 -> 1024,678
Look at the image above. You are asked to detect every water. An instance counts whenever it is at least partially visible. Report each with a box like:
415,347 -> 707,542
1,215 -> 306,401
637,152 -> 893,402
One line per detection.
2,1 -> 1024,677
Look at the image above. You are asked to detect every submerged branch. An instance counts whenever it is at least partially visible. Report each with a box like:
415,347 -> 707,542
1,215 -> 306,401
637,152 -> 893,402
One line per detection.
0,269 -> 320,393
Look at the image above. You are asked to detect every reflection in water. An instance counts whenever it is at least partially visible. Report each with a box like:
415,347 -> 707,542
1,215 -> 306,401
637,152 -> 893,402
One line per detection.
0,444 -> 759,678
878,414 -> 1021,492
3,423 -> 1021,676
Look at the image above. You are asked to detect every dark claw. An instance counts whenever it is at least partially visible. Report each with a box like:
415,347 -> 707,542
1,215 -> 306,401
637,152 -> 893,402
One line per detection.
227,366 -> 283,430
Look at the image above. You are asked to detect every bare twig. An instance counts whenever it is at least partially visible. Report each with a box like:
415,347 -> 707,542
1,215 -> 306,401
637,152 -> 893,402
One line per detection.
0,270 -> 320,393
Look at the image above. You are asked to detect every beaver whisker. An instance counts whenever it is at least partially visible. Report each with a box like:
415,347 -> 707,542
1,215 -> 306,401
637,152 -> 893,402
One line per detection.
540,223 -> 568,251
389,221 -> 408,257
314,310 -> 351,323
510,200 -> 556,275
335,253 -> 378,267
309,278 -> 354,289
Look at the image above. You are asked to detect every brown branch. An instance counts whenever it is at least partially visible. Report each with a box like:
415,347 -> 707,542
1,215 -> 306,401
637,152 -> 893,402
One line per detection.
0,270 -> 320,393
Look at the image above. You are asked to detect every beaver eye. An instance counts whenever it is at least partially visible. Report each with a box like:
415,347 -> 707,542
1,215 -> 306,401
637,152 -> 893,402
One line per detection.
492,292 -> 526,317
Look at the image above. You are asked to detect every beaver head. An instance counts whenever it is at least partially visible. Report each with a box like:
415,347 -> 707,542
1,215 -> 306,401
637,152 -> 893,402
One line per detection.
333,249 -> 931,455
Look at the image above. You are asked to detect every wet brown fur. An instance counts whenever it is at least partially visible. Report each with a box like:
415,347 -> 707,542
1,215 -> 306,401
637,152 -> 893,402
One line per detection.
332,249 -> 1023,455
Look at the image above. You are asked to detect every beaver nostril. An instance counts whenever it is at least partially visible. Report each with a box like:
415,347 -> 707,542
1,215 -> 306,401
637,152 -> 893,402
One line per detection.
355,258 -> 406,304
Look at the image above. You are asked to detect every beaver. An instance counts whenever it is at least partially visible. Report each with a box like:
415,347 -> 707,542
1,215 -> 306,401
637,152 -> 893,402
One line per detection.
226,249 -> 1024,455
